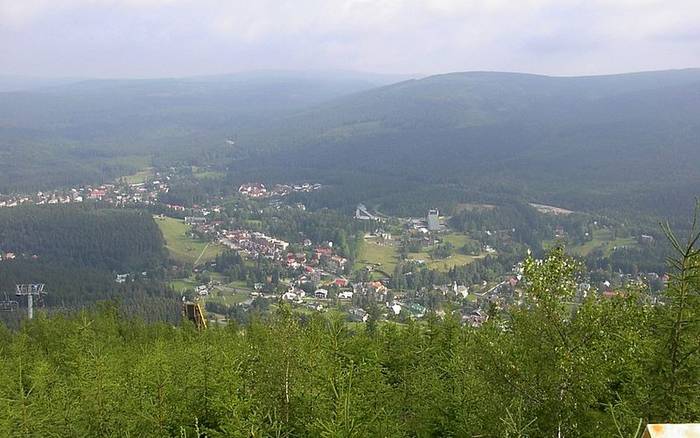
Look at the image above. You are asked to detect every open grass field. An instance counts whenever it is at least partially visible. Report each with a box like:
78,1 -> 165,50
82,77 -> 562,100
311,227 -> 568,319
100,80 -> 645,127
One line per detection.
226,280 -> 253,289
156,216 -> 222,265
192,166 -> 226,180
194,170 -> 226,180
121,167 -> 155,184
207,272 -> 227,283
170,278 -> 197,293
441,233 -> 473,248
415,253 -> 485,271
356,232 -> 484,274
355,238 -> 400,273
206,287 -> 251,306
244,219 -> 263,229
409,232 -> 485,271
169,275 -> 254,307
551,228 -> 637,257
109,156 -> 151,183
453,203 -> 496,212
204,280 -> 256,309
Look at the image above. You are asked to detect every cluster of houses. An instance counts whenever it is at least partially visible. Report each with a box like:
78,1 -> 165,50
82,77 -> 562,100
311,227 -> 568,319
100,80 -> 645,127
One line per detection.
91,180 -> 170,206
214,226 -> 349,278
220,230 -> 290,259
282,279 -> 379,304
114,272 -> 149,284
596,271 -> 669,298
288,253 -> 350,293
0,178 -> 171,210
0,252 -> 41,263
202,232 -> 672,327
0,190 -> 83,208
279,276 -> 492,325
238,182 -> 322,199
308,246 -> 348,274
0,252 -> 17,262
281,287 -> 341,302
284,249 -> 348,274
183,215 -> 352,291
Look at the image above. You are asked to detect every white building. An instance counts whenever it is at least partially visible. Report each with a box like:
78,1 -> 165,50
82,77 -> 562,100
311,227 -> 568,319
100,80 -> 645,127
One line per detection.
427,209 -> 440,231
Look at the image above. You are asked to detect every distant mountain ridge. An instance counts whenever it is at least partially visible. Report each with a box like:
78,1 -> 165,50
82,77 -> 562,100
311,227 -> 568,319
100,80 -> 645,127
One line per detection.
1,68 -> 699,215
0,71 -> 406,192
251,68 -> 700,136
226,69 -> 700,214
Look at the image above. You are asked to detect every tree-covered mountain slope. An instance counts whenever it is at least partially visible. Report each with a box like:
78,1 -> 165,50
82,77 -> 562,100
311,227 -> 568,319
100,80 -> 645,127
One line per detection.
0,205 -> 172,313
3,68 -> 700,214
232,69 -> 700,214
0,71 -> 402,192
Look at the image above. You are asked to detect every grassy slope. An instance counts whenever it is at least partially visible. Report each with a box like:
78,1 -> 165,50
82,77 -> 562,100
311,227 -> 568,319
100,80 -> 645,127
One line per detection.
409,233 -> 486,270
545,228 -> 637,257
170,278 -> 197,293
156,216 -> 222,265
206,285 -> 252,306
192,166 -> 226,180
356,238 -> 400,273
569,229 -> 637,257
121,167 -> 155,184
356,232 -> 484,274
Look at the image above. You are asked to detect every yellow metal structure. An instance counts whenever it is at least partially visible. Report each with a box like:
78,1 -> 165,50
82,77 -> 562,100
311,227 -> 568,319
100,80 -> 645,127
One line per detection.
182,301 -> 207,330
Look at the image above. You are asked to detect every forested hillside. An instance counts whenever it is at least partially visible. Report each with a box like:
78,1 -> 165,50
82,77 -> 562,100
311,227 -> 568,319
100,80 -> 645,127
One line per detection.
3,69 -> 700,217
229,69 -> 700,215
1,247 -> 698,436
0,72 -> 399,192
0,205 -> 165,271
0,206 -> 175,322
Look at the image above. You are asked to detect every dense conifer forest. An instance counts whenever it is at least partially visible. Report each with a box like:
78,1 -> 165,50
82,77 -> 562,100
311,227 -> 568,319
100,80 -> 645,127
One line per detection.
0,205 -> 166,271
0,243 -> 698,437
0,205 -> 176,326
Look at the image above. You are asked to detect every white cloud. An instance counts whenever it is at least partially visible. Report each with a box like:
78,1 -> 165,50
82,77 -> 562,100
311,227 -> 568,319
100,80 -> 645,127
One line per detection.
1,0 -> 699,76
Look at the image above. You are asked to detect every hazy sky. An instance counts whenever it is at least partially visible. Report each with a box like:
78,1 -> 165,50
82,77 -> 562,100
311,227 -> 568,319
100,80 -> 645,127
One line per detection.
1,0 -> 699,78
